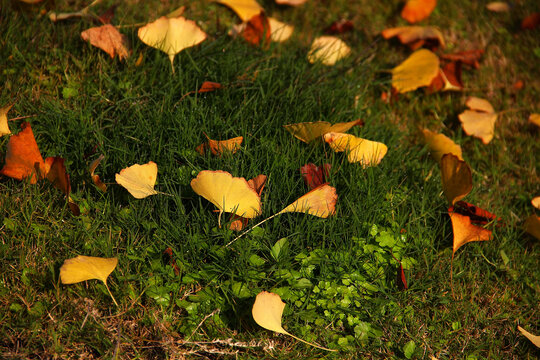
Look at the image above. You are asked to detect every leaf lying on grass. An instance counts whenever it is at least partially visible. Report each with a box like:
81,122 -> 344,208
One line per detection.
401,0 -> 437,24
81,24 -> 129,60
440,153 -> 472,205
215,0 -> 264,22
0,104 -> 13,137
115,161 -> 159,199
381,26 -> 445,50
278,183 -> 337,218
517,326 -> 540,348
422,128 -> 463,163
307,36 -> 351,66
283,119 -> 363,143
391,49 -> 440,93
323,132 -> 388,167
458,97 -> 498,144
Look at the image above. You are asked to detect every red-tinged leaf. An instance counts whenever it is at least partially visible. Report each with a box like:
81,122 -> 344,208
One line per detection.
397,263 -> 408,290
427,61 -> 463,93
300,163 -> 331,190
198,81 -> 222,93
163,247 -> 181,275
81,24 -> 129,60
521,13 -> 540,30
440,50 -> 484,69
242,12 -> 271,48
98,4 -> 117,24
324,19 -> 354,34
453,201 -> 502,226
45,157 -> 71,196
449,208 -> 492,257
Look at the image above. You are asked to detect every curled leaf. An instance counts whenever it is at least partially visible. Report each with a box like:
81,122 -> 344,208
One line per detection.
89,154 -> 107,192
517,326 -> 540,347
324,132 -> 388,167
440,154 -> 472,205
283,119 -> 362,143
422,128 -> 463,163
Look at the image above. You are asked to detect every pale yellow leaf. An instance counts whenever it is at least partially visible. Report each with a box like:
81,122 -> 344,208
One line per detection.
307,36 -> 351,66
458,97 -> 497,144
268,17 -> 294,42
486,2 -> 511,12
115,161 -> 159,199
252,291 -> 289,334
518,326 -> 540,348
0,104 -> 13,137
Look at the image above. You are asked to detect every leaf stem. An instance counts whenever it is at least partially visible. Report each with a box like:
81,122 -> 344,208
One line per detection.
104,282 -> 119,306
225,212 -> 281,247
286,332 -> 337,352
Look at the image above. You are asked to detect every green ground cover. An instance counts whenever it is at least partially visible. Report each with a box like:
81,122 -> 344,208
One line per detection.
1,0 -> 539,358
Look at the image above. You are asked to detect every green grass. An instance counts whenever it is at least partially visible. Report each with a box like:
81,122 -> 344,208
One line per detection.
1,0 -> 539,359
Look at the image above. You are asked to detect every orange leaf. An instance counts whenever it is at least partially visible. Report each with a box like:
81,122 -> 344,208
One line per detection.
241,12 -> 271,48
401,0 -> 437,24
440,154 -> 472,205
81,24 -> 129,60
440,50 -> 484,69
449,208 -> 492,257
89,154 -> 107,192
453,201 -> 501,226
0,122 -> 49,184
381,26 -> 444,50
528,114 -> 540,128
196,135 -> 243,156
300,163 -> 331,190
198,81 -> 222,93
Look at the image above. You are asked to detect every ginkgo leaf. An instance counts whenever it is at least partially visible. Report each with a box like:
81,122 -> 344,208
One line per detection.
283,119 -> 363,143
528,113 -> 540,128
323,132 -> 388,167
278,184 -> 337,218
81,24 -> 129,60
60,255 -> 118,305
486,2 -> 510,12
524,215 -> 540,240
517,326 -> 540,348
115,161 -> 159,199
229,174 -> 267,231
440,154 -> 472,205
196,135 -> 243,156
532,196 -> 540,209
268,17 -> 294,42
422,128 -> 463,163
191,170 -> 262,218
300,163 -> 331,190
275,0 -> 306,5
401,0 -> 437,23
252,291 -> 336,351
89,154 -> 107,192
427,62 -> 463,93
392,49 -> 440,93
215,0 -> 264,22
449,209 -> 492,257
0,122 -> 49,183
458,97 -> 497,144
240,12 -> 271,48
307,36 -> 351,66
0,104 -> 13,137
138,16 -> 207,70
381,26 -> 445,50
440,49 -> 484,69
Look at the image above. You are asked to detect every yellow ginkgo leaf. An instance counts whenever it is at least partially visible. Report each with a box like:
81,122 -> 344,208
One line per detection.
215,0 -> 264,22
524,214 -> 540,240
323,132 -> 388,167
440,153 -> 472,205
191,170 -> 261,218
252,291 -> 336,351
138,16 -> 207,70
278,184 -> 337,218
518,326 -> 540,348
391,49 -> 440,93
458,97 -> 497,144
283,119 -> 362,143
422,128 -> 463,163
60,255 -> 118,305
115,161 -> 159,199
0,104 -> 13,137
268,17 -> 294,42
532,196 -> 540,209
307,36 -> 351,66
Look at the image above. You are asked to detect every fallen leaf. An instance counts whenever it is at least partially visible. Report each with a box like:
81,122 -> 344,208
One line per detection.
528,114 -> 540,128
422,128 -> 463,163
449,208 -> 492,257
0,122 -> 49,183
521,13 -> 540,30
81,24 -> 129,60
60,255 -> 118,305
307,36 -> 351,66
453,201 -> 501,226
391,49 -> 440,93
324,19 -> 354,35
381,26 -> 445,50
440,49 -> 484,69
163,247 -> 181,275
278,183 -> 337,218
440,154 -> 472,205
115,161 -> 159,199
252,291 -> 336,351
138,16 -> 207,70
97,4 -> 117,24
241,12 -> 271,47
300,163 -> 331,190
524,215 -> 540,240
166,5 -> 186,18
45,156 -> 79,215
401,0 -> 437,24
427,61 -> 463,93
229,174 -> 267,230
215,0 -> 264,22
275,0 -> 306,5
0,104 -> 13,137
283,119 -> 363,143
196,135 -> 243,156
532,197 -> 540,209
268,17 -> 294,42
458,97 -> 497,144
199,81 -> 222,93
517,326 -> 540,347
89,154 -> 107,192
191,170 -> 262,218
486,2 -> 510,12
324,132 -> 388,167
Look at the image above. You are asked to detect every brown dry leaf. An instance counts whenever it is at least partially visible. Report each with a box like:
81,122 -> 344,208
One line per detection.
381,26 -> 445,50
401,0 -> 437,24
215,0 -> 264,22
528,114 -> 540,128
449,208 -> 492,257
115,161 -> 159,199
486,2 -> 510,12
458,97 -> 497,144
324,19 -> 354,35
428,61 -> 463,93
307,36 -> 351,66
278,184 -> 337,218
422,128 -> 463,163
521,13 -> 540,30
89,154 -> 107,192
283,119 -> 362,143
275,0 -> 306,5
300,163 -> 331,190
323,132 -> 388,167
517,326 -> 540,347
0,104 -> 13,137
440,50 -> 484,69
524,215 -> 540,240
81,24 -> 129,60
241,12 -> 271,48
391,49 -> 440,93
138,16 -> 207,70
229,174 -> 267,231
440,154 -> 472,205
196,135 -> 243,156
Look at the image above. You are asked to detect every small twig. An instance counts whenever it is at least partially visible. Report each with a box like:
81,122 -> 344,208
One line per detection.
9,114 -> 37,122
48,0 -> 103,22
186,309 -> 220,341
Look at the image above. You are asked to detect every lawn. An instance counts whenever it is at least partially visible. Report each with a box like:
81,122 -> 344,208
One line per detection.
1,0 -> 539,359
